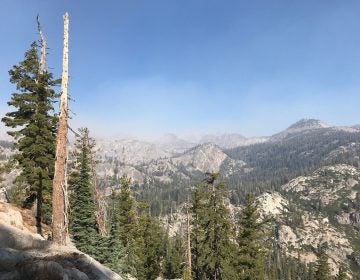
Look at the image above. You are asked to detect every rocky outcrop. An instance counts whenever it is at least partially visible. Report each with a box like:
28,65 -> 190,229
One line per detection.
282,164 -> 359,205
142,143 -> 247,183
172,143 -> 228,173
256,192 -> 288,218
0,202 -> 122,280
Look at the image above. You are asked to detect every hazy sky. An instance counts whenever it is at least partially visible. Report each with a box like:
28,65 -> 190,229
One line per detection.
1,0 -> 360,138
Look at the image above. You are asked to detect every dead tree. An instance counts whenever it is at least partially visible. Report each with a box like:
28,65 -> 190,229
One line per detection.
90,147 -> 108,236
52,12 -> 69,245
34,16 -> 47,236
37,15 -> 46,73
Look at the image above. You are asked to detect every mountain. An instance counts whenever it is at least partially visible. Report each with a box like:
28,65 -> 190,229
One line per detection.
88,119 -> 360,212
154,133 -> 195,153
171,143 -> 243,174
270,118 -> 330,141
288,118 -> 330,130
93,119 -> 360,176
140,143 -> 247,183
226,120 -> 360,199
201,133 -> 268,148
95,138 -> 172,165
270,118 -> 360,142
154,132 -> 268,152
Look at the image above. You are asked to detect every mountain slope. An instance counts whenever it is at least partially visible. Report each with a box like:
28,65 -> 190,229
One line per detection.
225,124 -> 360,199
160,164 -> 360,277
277,164 -> 360,277
96,138 -> 171,165
141,143 -> 247,183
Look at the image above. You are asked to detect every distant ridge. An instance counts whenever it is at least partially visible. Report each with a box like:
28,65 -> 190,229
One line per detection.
287,118 -> 330,130
270,118 -> 332,141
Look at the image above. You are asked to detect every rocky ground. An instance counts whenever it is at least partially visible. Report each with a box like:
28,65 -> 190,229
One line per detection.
0,201 -> 122,280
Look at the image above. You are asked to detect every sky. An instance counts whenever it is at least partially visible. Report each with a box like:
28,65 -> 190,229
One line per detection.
1,0 -> 360,139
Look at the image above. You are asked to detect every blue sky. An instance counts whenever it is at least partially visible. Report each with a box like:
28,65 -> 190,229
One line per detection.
1,0 -> 360,138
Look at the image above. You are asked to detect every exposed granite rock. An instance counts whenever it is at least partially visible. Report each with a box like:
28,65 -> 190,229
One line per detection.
0,202 -> 122,280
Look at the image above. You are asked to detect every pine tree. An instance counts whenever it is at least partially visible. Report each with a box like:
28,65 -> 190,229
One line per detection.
106,176 -> 139,276
105,188 -> 126,273
117,176 -> 137,247
2,42 -> 58,225
237,193 -> 266,280
135,214 -> 166,280
314,244 -> 331,280
190,182 -> 207,280
191,173 -> 236,280
69,128 -> 98,256
163,233 -> 185,279
103,176 -> 167,280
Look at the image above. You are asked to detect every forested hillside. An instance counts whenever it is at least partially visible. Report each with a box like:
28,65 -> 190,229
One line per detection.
90,121 -> 360,215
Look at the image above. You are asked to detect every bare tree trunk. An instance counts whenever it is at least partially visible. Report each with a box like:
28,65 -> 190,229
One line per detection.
37,15 -> 46,74
52,12 -> 69,246
90,152 -> 108,236
35,15 -> 47,236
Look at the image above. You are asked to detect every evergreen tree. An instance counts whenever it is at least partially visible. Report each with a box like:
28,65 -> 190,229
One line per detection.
135,214 -> 166,280
69,128 -> 98,256
163,233 -> 185,279
237,193 -> 266,280
190,182 -> 207,280
117,176 -> 137,247
105,178 -> 167,280
106,176 -> 139,276
314,244 -> 331,280
2,42 -> 58,225
191,173 -> 236,280
105,188 -> 126,273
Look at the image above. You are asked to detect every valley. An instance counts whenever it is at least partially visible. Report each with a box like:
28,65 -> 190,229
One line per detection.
2,118 -> 360,278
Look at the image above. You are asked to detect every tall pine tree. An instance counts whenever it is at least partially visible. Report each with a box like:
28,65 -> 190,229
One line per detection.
314,244 -> 331,280
105,188 -> 126,273
163,233 -> 185,279
116,176 -> 137,247
69,128 -> 98,256
191,173 -> 236,280
237,193 -> 266,280
135,214 -> 166,280
107,176 -> 138,276
2,41 -> 58,226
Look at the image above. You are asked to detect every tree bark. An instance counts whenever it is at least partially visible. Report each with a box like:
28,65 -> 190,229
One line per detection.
52,12 -> 69,245
90,150 -> 108,236
37,15 -> 46,74
35,15 -> 47,236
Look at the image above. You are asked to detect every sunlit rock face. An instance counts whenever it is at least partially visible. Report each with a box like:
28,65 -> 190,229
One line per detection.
0,201 -> 123,280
